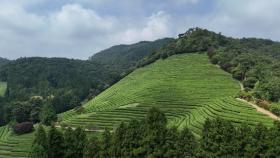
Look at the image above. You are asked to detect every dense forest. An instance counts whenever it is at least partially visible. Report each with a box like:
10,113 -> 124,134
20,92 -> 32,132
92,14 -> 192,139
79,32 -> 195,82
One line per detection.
30,108 -> 280,158
0,39 -> 171,127
90,38 -> 174,75
139,28 -> 280,116
0,58 -> 120,126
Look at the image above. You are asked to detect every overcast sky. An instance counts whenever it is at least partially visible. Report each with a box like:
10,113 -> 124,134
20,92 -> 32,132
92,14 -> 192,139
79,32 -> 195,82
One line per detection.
0,0 -> 279,59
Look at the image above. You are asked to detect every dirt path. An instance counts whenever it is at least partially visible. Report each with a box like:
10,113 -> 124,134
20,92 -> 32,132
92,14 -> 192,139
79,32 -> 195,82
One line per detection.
236,98 -> 280,121
55,125 -> 107,132
236,82 -> 280,121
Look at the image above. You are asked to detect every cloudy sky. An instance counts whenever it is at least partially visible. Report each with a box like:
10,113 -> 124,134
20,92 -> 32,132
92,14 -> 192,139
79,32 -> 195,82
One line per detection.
0,0 -> 279,59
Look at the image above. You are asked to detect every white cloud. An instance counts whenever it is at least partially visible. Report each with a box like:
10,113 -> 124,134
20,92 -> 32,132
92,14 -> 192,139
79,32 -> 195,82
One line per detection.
49,4 -> 116,38
0,0 -> 280,59
203,0 -> 280,40
117,11 -> 172,43
0,2 -> 176,59
0,3 -> 120,59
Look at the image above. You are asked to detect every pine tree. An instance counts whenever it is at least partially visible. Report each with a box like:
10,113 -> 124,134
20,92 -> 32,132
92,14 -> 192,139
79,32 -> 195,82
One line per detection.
177,127 -> 197,157
143,107 -> 167,157
163,127 -> 179,158
29,124 -> 48,158
73,127 -> 86,157
64,127 -> 86,158
48,126 -> 65,158
100,128 -> 112,158
246,123 -> 269,157
111,122 -> 126,157
125,119 -> 145,158
40,104 -> 57,126
64,128 -> 75,158
84,137 -> 101,158
266,122 -> 280,157
30,144 -> 48,158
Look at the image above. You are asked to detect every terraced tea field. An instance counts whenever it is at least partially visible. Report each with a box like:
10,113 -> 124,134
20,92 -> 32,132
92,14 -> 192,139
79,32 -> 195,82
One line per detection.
0,53 -> 275,157
0,82 -> 7,97
0,126 -> 34,158
60,53 -> 274,136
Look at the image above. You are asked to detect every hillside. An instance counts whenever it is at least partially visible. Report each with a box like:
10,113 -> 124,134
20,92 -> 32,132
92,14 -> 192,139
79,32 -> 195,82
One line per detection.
139,28 -> 280,103
90,38 -> 174,75
0,28 -> 279,157
60,53 -> 273,136
0,126 -> 33,158
0,57 -> 124,127
0,53 -> 275,158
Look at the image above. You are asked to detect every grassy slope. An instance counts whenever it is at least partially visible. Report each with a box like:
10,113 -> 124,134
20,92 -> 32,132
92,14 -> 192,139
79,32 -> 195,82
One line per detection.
0,53 -> 274,157
60,53 -> 273,136
0,82 -> 7,97
0,126 -> 33,158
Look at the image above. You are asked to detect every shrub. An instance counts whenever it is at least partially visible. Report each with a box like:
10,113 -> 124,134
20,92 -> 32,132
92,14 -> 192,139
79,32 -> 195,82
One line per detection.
243,77 -> 258,89
13,122 -> 34,135
237,91 -> 252,101
232,69 -> 243,81
270,103 -> 280,116
220,63 -> 232,72
210,55 -> 219,64
255,99 -> 270,110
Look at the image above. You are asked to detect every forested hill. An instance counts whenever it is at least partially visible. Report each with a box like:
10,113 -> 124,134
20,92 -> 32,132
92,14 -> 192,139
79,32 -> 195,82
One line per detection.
138,28 -> 280,105
90,38 -> 174,75
0,57 -> 9,68
0,38 -> 175,126
0,57 -> 120,121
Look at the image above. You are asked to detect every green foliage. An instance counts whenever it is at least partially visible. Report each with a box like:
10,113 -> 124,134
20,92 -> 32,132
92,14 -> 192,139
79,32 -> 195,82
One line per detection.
0,82 -> 7,97
237,90 -> 253,101
60,54 -> 273,136
84,137 -> 101,158
138,28 -> 227,67
243,77 -> 258,89
177,127 -> 198,157
137,27 -> 280,103
100,128 -> 112,158
64,128 -> 76,158
207,37 -> 280,102
257,77 -> 280,102
47,126 -> 65,158
0,57 -> 121,119
40,104 -> 57,126
0,125 -> 34,157
270,103 -> 280,116
90,38 -> 174,75
11,101 -> 32,123
30,124 -> 47,158
64,127 -> 86,158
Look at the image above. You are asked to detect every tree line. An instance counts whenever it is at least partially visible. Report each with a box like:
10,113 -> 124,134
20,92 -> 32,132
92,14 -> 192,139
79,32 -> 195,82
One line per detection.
30,108 -> 280,158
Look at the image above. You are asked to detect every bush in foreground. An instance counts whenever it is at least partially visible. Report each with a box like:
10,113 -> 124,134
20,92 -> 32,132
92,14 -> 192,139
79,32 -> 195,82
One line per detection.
13,122 -> 34,135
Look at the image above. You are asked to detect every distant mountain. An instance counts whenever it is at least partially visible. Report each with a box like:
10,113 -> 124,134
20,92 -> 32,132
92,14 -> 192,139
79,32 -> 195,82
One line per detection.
90,38 -> 174,75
